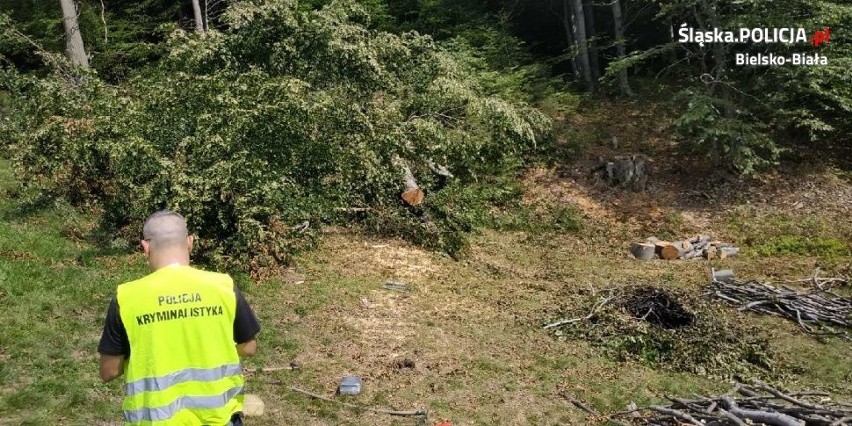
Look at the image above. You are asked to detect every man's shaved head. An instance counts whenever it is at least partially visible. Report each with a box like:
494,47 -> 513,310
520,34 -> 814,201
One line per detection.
142,210 -> 189,250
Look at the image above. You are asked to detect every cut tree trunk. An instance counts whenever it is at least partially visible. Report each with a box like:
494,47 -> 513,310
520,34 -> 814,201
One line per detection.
630,243 -> 656,260
660,244 -> 683,260
59,0 -> 89,68
653,241 -> 672,256
399,161 -> 424,207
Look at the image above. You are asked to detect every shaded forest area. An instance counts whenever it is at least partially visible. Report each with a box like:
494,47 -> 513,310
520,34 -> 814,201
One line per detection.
0,0 -> 850,270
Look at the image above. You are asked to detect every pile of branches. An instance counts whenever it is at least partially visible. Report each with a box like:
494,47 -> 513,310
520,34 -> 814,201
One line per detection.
613,382 -> 852,426
708,275 -> 851,338
543,287 -> 775,378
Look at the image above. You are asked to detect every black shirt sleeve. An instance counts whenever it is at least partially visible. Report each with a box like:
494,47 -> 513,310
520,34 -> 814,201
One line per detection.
234,288 -> 261,344
98,297 -> 130,357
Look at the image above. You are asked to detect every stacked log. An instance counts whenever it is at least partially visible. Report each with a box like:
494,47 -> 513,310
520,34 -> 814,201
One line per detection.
630,235 -> 739,261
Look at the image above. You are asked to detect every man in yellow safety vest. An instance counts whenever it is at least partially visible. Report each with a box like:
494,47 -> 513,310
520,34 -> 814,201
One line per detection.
98,210 -> 260,425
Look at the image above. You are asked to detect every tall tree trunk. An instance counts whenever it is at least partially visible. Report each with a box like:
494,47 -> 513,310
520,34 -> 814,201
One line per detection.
611,0 -> 633,96
560,0 -> 579,78
202,0 -> 209,30
583,1 -> 600,83
570,0 -> 593,88
191,0 -> 204,32
59,0 -> 89,68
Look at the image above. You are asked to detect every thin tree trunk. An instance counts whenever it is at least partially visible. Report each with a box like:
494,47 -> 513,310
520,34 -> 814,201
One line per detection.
560,0 -> 579,78
611,0 -> 633,96
191,0 -> 204,32
59,0 -> 89,68
570,0 -> 593,88
202,0 -> 209,30
668,17 -> 678,63
583,1 -> 600,83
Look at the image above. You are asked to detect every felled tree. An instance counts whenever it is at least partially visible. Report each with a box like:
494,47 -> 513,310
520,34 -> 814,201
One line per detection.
2,0 -> 550,272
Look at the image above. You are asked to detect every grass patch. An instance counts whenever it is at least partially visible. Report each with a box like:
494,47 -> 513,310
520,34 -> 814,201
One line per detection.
725,206 -> 852,260
754,235 -> 850,258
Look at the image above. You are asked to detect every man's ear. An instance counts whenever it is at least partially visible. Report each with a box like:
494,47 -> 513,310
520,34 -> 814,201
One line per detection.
141,240 -> 150,256
187,235 -> 194,252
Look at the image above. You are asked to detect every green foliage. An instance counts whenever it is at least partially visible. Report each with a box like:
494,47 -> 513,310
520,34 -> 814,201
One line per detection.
608,0 -> 852,174
1,0 -> 550,272
755,236 -> 850,258
725,206 -> 851,259
673,90 -> 781,175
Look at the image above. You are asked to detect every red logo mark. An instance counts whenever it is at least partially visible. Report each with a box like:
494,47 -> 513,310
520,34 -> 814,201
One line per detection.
811,27 -> 830,47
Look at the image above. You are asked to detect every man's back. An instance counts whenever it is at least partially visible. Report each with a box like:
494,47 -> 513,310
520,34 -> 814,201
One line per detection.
100,266 -> 259,425
99,210 -> 259,425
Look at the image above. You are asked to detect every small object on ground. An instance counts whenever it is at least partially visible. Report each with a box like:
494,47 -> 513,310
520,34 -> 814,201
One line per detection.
610,382 -> 852,425
543,294 -> 615,329
433,422 -> 453,426
719,246 -> 739,259
561,392 -> 599,414
384,279 -> 409,291
709,274 -> 850,337
243,363 -> 301,373
338,375 -> 362,395
360,297 -> 372,309
284,384 -> 427,419
243,394 -> 265,417
711,268 -> 735,283
630,235 -> 738,261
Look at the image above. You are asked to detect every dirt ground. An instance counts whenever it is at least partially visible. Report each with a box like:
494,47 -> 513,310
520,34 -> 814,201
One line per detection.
238,99 -> 851,425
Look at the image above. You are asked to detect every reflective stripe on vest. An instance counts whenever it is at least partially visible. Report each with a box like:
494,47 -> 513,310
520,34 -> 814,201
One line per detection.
124,385 -> 243,423
117,266 -> 244,425
125,364 -> 242,397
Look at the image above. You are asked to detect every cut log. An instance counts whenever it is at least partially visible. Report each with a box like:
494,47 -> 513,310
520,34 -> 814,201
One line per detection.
683,249 -> 703,260
720,247 -> 739,258
654,241 -> 672,256
426,159 -> 454,178
630,243 -> 657,260
660,244 -> 683,260
401,187 -> 424,206
692,236 -> 711,251
704,245 -> 718,260
678,240 -> 693,252
398,159 -> 424,206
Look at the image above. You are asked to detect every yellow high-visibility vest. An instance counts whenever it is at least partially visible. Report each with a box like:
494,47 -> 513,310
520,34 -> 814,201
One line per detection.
117,265 -> 244,425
